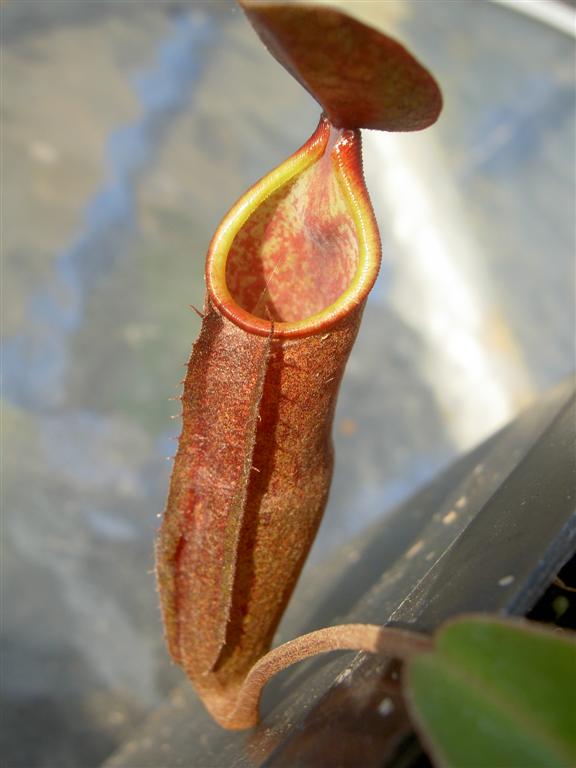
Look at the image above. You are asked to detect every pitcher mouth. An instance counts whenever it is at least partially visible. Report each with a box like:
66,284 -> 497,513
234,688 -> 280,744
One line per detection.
205,116 -> 381,339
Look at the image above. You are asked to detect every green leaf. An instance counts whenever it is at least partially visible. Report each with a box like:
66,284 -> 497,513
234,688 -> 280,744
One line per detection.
405,616 -> 576,768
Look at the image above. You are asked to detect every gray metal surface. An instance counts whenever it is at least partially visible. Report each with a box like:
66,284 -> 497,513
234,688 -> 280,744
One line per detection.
2,1 -> 575,766
103,378 -> 576,768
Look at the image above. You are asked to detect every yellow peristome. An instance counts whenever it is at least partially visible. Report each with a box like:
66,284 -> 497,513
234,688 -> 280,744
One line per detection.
206,115 -> 380,338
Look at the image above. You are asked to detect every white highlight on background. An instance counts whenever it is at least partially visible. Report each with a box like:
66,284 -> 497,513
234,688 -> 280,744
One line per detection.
364,130 -> 533,451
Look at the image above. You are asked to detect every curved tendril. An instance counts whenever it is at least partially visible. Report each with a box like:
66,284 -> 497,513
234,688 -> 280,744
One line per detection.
211,623 -> 434,729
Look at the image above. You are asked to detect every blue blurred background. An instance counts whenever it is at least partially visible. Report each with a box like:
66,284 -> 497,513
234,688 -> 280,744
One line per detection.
2,1 -> 575,765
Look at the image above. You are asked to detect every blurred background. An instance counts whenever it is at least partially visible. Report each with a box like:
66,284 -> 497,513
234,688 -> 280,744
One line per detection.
2,1 -> 575,766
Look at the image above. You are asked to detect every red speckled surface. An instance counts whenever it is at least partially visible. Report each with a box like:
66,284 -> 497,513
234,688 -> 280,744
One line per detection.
240,2 -> 442,132
207,115 -> 380,337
